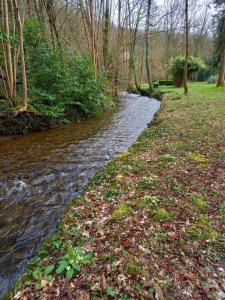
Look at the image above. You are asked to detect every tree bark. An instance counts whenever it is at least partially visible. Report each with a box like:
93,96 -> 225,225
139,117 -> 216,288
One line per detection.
145,0 -> 154,92
217,20 -> 225,87
113,0 -> 121,97
12,0 -> 28,109
103,0 -> 110,69
183,0 -> 189,95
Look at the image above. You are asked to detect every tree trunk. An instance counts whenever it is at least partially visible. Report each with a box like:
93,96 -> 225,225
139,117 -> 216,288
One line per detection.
217,21 -> 225,87
12,0 -> 28,109
183,0 -> 189,95
145,0 -> 154,92
0,0 -> 18,107
2,0 -> 14,101
113,0 -> 121,97
103,0 -> 110,69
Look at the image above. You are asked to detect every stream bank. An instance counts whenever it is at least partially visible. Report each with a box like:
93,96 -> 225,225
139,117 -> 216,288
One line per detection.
0,99 -> 113,136
11,83 -> 225,300
0,93 -> 160,298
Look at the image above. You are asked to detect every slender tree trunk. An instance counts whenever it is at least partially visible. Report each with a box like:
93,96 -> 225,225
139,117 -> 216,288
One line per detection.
145,0 -> 154,92
10,0 -> 18,105
89,0 -> 97,75
44,0 -> 61,48
0,0 -> 17,107
12,0 -> 28,109
183,0 -> 189,95
114,0 -> 121,97
79,0 -> 91,53
103,0 -> 110,69
3,0 -> 14,100
217,21 -> 225,87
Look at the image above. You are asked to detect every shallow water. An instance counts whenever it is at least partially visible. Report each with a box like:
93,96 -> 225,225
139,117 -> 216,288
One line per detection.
0,93 -> 160,297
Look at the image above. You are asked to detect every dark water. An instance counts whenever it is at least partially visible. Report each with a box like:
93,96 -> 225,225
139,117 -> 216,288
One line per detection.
0,93 -> 160,297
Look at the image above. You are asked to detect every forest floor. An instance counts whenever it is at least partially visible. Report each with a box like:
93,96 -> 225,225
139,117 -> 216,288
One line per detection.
13,83 -> 225,300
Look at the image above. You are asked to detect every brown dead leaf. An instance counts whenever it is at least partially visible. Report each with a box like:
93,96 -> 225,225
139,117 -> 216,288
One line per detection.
77,290 -> 90,300
82,230 -> 90,238
101,274 -> 107,291
183,272 -> 198,281
154,283 -> 165,300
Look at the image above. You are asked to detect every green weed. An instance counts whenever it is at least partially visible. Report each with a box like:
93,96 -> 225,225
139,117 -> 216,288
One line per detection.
152,208 -> 173,222
111,202 -> 132,220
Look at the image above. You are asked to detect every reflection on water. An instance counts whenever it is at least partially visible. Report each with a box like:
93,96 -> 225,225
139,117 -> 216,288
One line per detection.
0,93 -> 160,297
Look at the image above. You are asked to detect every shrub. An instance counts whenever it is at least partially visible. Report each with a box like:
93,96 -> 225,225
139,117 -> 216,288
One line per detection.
158,80 -> 174,86
138,88 -> 164,101
167,56 -> 206,87
207,75 -> 217,84
23,18 -> 112,119
153,81 -> 159,88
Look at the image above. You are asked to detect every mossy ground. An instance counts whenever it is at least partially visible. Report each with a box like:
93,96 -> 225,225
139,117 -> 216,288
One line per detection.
13,83 -> 225,299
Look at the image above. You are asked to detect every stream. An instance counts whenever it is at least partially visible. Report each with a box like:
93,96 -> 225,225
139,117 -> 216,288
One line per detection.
0,93 -> 160,297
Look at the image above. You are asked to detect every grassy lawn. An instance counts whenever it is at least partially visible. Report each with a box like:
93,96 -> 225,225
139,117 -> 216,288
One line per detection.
13,83 -> 225,299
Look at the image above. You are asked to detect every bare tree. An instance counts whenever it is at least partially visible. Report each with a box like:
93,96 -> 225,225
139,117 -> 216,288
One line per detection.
103,0 -> 110,68
145,0 -> 154,92
183,0 -> 189,95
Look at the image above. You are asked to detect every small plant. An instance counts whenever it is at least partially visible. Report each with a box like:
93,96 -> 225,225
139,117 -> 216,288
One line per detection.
188,215 -> 218,241
103,189 -> 123,201
160,154 -> 176,162
138,176 -> 154,189
188,226 -> 218,241
121,295 -> 131,300
111,202 -> 132,220
56,244 -> 93,279
32,264 -> 55,290
139,195 -> 160,208
125,258 -> 143,276
152,208 -> 172,222
116,151 -> 131,159
50,239 -> 64,252
189,196 -> 208,212
190,153 -> 207,163
106,286 -> 117,297
219,204 -> 225,222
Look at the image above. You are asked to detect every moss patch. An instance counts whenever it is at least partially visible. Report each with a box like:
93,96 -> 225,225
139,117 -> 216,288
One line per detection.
152,208 -> 173,222
189,196 -> 208,212
110,202 -> 133,220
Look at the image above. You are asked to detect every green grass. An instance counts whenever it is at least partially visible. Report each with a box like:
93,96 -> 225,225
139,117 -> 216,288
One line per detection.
13,83 -> 225,300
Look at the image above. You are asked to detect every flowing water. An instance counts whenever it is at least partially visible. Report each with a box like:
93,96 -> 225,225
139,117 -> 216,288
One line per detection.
0,93 -> 160,297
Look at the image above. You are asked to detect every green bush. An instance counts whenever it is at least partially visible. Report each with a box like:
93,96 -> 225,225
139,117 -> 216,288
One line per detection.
158,80 -> 173,86
23,18 -> 112,119
167,56 -> 205,87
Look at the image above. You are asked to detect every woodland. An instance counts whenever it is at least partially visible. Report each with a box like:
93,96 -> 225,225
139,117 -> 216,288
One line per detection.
0,0 -> 224,134
0,0 -> 225,299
